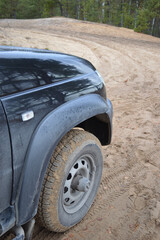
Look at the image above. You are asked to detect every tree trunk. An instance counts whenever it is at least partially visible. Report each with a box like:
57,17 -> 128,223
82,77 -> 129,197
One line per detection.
75,0 -> 78,19
121,0 -> 124,27
80,0 -> 83,20
129,0 -> 132,15
75,0 -> 80,19
134,0 -> 139,28
151,17 -> 156,35
108,0 -> 112,24
102,1 -> 105,22
66,0 -> 69,17
58,1 -> 63,16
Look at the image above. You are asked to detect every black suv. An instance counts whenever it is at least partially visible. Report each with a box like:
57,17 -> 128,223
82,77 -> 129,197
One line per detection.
0,46 -> 113,239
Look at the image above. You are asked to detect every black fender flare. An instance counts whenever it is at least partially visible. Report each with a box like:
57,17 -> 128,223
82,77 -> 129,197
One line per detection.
16,94 -> 111,225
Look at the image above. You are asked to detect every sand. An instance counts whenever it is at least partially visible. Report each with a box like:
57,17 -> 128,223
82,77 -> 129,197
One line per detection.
0,17 -> 160,240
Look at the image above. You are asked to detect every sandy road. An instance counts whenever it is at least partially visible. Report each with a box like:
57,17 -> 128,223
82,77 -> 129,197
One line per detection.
0,17 -> 160,240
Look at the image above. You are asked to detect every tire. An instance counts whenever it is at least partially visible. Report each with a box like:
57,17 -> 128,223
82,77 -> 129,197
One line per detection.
37,128 -> 103,232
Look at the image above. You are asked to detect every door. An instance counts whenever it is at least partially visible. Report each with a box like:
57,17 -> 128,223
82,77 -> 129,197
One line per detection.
0,102 -> 12,213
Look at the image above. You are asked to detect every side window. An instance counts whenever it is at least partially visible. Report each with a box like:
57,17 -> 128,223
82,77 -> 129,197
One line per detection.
0,68 -> 46,97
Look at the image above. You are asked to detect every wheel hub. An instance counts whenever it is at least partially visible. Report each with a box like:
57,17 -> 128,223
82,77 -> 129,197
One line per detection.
71,175 -> 90,192
62,155 -> 96,213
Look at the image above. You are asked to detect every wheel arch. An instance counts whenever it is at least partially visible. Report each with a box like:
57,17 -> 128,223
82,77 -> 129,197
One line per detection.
16,94 -> 112,225
76,114 -> 111,146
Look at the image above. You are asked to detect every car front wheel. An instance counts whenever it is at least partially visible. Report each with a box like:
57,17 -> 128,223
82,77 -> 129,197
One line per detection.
37,128 -> 103,232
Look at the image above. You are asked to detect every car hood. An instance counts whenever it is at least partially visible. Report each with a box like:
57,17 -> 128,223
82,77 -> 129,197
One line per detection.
0,46 -> 96,75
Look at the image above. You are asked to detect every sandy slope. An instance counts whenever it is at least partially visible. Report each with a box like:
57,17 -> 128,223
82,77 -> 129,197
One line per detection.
0,17 -> 160,240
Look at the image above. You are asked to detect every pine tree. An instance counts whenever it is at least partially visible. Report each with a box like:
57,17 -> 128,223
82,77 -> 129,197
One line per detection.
0,0 -> 19,18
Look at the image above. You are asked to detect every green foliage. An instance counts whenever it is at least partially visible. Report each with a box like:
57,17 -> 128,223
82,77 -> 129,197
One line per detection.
123,13 -> 134,28
0,0 -> 159,37
134,9 -> 149,33
0,0 -> 19,18
146,0 -> 160,17
17,0 -> 44,19
80,0 -> 98,22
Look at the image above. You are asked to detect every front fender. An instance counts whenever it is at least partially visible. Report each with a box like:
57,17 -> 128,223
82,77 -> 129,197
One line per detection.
16,94 -> 111,225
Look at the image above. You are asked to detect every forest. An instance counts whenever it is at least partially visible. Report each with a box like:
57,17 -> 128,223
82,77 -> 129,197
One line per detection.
0,0 -> 160,37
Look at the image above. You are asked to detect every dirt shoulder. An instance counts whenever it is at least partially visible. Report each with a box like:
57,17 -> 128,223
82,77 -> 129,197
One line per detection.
1,17 -> 160,240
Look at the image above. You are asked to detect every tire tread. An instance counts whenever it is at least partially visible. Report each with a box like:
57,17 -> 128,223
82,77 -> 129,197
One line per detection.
37,129 -> 101,232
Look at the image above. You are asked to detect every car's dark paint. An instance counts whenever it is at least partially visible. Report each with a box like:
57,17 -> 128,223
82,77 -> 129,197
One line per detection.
0,48 -> 96,97
2,71 -> 106,205
0,103 -> 12,212
17,94 -> 111,225
0,46 -> 113,237
0,206 -> 15,236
